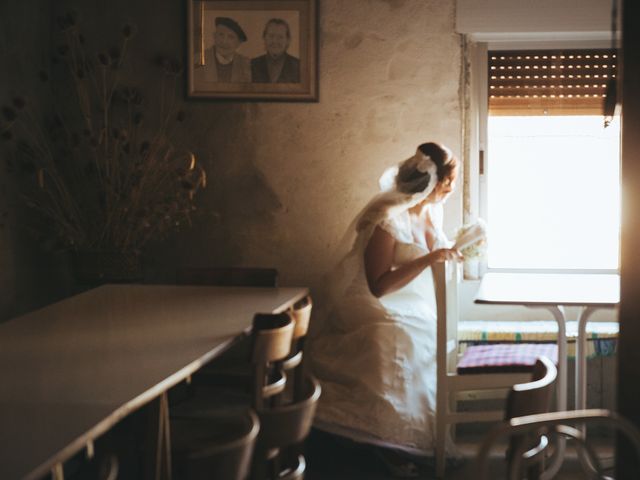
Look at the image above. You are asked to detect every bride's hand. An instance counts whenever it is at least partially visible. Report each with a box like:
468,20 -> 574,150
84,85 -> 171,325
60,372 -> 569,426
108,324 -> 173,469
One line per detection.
428,248 -> 464,264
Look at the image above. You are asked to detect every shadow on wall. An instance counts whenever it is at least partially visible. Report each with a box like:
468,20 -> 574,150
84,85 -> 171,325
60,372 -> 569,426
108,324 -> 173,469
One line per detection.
146,103 -> 284,282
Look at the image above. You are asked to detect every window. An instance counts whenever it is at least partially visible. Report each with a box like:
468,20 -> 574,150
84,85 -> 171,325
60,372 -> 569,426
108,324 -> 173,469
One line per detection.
481,49 -> 620,271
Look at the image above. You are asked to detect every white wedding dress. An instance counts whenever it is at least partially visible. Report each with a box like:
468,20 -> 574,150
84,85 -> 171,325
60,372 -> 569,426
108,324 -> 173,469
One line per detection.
309,203 -> 451,455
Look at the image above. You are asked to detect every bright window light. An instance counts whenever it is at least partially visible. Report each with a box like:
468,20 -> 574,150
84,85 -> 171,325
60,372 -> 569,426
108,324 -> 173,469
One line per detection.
487,115 -> 620,270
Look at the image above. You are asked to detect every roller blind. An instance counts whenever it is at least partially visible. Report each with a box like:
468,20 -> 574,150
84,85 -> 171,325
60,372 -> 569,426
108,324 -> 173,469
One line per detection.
488,49 -> 617,115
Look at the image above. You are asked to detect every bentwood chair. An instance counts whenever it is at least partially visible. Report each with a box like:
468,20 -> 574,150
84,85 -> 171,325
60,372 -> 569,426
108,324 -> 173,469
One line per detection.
170,313 -> 294,479
171,312 -> 295,416
172,266 -> 280,399
250,375 -> 322,480
432,261 -> 559,478
476,360 -> 640,478
504,356 -> 557,478
278,295 -> 313,403
171,408 -> 260,480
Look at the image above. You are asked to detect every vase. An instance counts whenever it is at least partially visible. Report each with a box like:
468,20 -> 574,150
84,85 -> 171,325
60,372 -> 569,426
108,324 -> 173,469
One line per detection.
71,250 -> 143,285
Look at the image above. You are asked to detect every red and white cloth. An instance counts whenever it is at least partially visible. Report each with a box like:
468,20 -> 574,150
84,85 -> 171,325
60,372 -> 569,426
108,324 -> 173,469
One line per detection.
457,343 -> 559,374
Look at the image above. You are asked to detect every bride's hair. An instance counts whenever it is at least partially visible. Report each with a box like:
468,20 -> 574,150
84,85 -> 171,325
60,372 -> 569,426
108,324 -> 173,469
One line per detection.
396,142 -> 458,194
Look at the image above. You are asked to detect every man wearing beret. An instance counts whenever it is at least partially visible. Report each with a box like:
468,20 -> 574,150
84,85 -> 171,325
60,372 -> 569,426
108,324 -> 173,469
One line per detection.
198,16 -> 251,83
251,18 -> 300,83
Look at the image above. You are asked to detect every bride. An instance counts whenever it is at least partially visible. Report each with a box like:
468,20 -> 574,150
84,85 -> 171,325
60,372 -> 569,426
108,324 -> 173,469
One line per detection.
309,142 -> 462,467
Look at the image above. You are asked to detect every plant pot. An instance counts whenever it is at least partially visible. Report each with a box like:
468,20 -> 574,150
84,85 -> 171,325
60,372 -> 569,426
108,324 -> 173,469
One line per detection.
71,250 -> 143,285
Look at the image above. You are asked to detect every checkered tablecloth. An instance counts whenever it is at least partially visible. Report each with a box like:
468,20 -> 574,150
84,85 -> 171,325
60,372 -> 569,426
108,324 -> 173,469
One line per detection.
458,320 -> 618,358
457,342 -> 559,374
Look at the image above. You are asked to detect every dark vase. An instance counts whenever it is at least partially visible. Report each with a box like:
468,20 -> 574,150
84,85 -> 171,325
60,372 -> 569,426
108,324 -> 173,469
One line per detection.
71,250 -> 143,285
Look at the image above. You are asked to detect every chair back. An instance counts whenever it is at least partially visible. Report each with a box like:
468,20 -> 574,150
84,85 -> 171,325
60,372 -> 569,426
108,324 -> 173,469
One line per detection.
178,409 -> 260,480
251,313 -> 294,364
290,296 -> 312,340
255,375 -> 321,450
177,267 -> 278,287
432,261 -> 461,378
250,375 -> 321,479
251,313 -> 294,409
505,356 -> 557,479
506,356 -> 557,421
279,296 -> 313,402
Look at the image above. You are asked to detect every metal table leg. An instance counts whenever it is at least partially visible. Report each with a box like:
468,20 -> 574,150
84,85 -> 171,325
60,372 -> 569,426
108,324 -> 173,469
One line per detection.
539,305 -> 567,480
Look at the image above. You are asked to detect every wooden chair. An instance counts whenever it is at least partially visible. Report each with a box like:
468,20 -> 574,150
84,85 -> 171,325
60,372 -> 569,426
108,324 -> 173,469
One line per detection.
474,404 -> 640,480
176,266 -> 279,287
170,313 -> 294,479
173,266 -> 280,399
432,261 -> 559,478
250,375 -> 322,480
251,312 -> 296,409
171,408 -> 260,480
171,312 -> 295,415
505,356 -> 557,478
279,295 -> 313,403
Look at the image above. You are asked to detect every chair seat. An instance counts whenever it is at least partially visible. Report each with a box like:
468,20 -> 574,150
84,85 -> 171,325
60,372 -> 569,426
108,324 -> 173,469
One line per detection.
457,343 -> 559,374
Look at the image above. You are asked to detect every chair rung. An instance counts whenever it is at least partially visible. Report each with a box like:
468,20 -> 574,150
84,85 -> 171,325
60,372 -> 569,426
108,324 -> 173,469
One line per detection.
263,371 -> 287,398
278,454 -> 306,480
446,410 -> 504,424
456,389 -> 510,401
448,372 -> 530,391
281,351 -> 303,371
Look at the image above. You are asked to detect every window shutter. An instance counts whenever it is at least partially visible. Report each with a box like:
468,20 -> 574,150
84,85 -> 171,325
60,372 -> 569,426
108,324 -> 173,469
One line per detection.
488,49 -> 617,116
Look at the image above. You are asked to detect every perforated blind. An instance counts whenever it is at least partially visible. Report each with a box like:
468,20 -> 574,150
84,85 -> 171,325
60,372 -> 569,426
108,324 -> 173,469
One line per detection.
488,49 -> 617,116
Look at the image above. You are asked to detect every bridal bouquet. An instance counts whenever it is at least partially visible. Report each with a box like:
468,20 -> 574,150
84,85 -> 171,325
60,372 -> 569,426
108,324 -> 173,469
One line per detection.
454,219 -> 487,259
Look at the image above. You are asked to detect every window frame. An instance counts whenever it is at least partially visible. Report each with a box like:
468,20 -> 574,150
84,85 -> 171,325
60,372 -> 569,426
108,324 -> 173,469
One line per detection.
470,39 -> 620,275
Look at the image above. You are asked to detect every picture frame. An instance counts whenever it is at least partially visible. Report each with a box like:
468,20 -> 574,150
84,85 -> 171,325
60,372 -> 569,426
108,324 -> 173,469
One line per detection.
187,0 -> 318,101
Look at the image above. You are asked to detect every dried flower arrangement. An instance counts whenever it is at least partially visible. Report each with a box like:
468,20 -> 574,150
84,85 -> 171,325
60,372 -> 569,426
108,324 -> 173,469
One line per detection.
0,12 -> 206,256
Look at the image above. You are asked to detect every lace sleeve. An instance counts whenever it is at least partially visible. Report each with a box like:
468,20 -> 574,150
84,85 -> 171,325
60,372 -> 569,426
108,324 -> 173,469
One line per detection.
378,212 -> 413,244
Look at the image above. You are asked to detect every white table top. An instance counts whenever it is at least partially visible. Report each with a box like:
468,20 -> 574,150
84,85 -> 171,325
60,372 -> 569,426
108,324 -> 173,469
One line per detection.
0,284 -> 308,480
474,272 -> 620,307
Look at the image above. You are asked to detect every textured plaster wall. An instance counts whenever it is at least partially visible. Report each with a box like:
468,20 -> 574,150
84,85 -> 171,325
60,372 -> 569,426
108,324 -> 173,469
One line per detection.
0,1 -> 74,320
167,0 -> 464,293
0,0 -> 462,317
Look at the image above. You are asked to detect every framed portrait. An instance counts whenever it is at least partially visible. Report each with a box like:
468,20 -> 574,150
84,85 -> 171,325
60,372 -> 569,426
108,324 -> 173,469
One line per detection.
187,0 -> 318,101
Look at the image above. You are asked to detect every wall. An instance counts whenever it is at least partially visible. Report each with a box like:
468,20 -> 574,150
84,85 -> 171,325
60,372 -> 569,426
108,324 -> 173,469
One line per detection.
0,0 -> 77,320
456,0 -> 611,40
166,0 -> 464,295
0,0 -> 463,318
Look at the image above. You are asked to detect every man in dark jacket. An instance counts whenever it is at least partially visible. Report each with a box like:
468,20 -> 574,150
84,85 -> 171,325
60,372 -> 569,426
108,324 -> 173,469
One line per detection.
251,18 -> 300,83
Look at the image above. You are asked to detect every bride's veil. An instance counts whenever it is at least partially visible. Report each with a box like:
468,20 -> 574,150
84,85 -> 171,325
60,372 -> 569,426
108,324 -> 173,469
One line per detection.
310,149 -> 439,336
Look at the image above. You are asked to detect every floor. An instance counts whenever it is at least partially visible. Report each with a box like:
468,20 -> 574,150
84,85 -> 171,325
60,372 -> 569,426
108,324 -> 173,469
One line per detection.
304,427 -> 615,479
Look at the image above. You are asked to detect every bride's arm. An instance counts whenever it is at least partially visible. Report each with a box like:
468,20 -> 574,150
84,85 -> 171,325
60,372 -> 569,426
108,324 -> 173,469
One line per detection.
364,226 -> 462,298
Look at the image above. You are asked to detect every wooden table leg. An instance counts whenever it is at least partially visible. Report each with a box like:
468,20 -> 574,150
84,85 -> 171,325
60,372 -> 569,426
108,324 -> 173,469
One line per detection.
51,463 -> 64,480
145,392 -> 172,480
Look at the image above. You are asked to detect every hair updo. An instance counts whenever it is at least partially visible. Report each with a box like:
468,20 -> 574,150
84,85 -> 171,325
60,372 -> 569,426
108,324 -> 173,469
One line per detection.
395,142 -> 458,194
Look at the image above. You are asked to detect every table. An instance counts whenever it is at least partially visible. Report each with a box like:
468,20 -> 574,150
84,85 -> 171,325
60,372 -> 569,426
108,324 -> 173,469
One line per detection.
474,272 -> 619,477
0,284 -> 308,480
